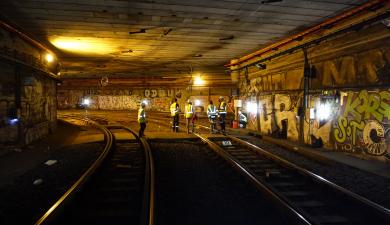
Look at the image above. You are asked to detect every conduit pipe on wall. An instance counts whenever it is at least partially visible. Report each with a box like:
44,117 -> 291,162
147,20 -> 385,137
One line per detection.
0,20 -> 55,55
225,0 -> 387,67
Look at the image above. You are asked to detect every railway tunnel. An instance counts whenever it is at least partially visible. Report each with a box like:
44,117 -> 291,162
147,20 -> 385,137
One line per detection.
0,0 -> 389,224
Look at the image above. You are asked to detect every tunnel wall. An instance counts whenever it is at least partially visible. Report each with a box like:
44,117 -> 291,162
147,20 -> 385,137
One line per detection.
236,23 -> 390,161
57,86 -> 235,114
0,25 -> 57,145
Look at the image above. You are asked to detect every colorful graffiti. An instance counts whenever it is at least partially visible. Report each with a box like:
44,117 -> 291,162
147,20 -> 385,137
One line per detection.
333,90 -> 389,157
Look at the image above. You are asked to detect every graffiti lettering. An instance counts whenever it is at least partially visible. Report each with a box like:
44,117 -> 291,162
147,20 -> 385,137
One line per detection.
334,90 -> 389,156
343,90 -> 389,122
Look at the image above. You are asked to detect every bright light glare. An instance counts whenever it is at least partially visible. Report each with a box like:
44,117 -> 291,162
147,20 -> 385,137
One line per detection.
51,37 -> 114,54
83,98 -> 90,106
142,100 -> 148,105
246,102 -> 257,114
46,54 -> 54,63
195,99 -> 201,106
9,118 -> 18,125
317,103 -> 331,120
194,76 -> 205,86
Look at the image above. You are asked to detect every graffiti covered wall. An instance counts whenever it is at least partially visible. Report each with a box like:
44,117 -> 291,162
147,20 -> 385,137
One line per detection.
0,22 -> 58,145
236,23 -> 390,161
333,90 -> 389,158
58,86 -> 233,114
0,62 -> 57,144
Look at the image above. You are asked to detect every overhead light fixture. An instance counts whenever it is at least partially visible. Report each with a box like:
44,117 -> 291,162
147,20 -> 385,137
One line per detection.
45,53 -> 54,63
255,63 -> 266,70
129,28 -> 146,34
51,37 -> 113,54
193,74 -> 205,86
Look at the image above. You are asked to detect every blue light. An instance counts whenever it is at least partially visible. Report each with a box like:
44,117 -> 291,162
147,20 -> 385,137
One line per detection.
9,118 -> 18,125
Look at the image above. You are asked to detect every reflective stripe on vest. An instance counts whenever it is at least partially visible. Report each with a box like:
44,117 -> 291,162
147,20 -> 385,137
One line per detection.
207,105 -> 217,116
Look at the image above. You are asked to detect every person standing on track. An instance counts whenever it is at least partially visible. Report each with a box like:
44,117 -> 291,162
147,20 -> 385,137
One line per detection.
218,96 -> 227,134
207,100 -> 217,133
138,102 -> 147,137
185,99 -> 195,134
170,98 -> 180,132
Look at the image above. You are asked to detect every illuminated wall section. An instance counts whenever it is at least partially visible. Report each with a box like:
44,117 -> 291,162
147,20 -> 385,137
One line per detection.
236,23 -> 390,161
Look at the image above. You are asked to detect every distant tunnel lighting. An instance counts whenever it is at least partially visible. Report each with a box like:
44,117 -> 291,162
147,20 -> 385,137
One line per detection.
142,99 -> 148,105
195,99 -> 201,106
83,98 -> 90,106
317,103 -> 331,120
9,118 -> 18,125
194,75 -> 205,86
246,102 -> 258,114
46,54 -> 54,63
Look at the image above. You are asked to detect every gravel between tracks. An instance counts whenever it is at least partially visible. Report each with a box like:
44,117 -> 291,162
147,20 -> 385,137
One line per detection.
151,140 -> 288,225
237,135 -> 390,209
0,142 -> 104,225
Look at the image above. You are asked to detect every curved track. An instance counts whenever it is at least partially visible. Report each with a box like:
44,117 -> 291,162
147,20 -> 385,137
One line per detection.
35,116 -> 155,225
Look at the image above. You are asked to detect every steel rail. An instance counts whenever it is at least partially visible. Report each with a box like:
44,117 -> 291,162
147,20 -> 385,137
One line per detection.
197,122 -> 390,222
193,132 -> 312,225
229,135 -> 390,222
106,125 -> 156,225
35,117 -> 114,225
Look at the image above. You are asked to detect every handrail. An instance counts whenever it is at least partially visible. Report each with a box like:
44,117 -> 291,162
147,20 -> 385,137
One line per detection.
193,133 -> 313,225
35,117 -> 114,225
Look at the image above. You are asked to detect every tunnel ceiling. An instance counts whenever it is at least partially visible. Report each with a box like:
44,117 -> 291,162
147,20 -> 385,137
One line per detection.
0,0 -> 366,80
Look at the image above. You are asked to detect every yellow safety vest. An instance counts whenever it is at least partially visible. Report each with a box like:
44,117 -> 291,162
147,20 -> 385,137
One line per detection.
170,102 -> 179,116
207,104 -> 217,116
185,104 -> 194,118
219,101 -> 227,114
138,108 -> 146,123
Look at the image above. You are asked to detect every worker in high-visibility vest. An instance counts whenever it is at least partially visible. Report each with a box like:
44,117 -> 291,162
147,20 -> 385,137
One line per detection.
185,99 -> 195,134
218,96 -> 227,134
207,100 -> 217,133
238,110 -> 247,128
138,102 -> 147,137
170,98 -> 180,132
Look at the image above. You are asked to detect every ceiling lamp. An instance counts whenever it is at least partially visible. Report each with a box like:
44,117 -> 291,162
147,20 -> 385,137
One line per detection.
51,37 -> 113,54
45,53 -> 54,63
193,74 -> 205,86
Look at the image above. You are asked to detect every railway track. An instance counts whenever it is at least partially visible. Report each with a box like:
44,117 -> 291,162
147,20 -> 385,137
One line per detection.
194,134 -> 390,225
35,116 -> 155,225
54,113 -> 389,224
